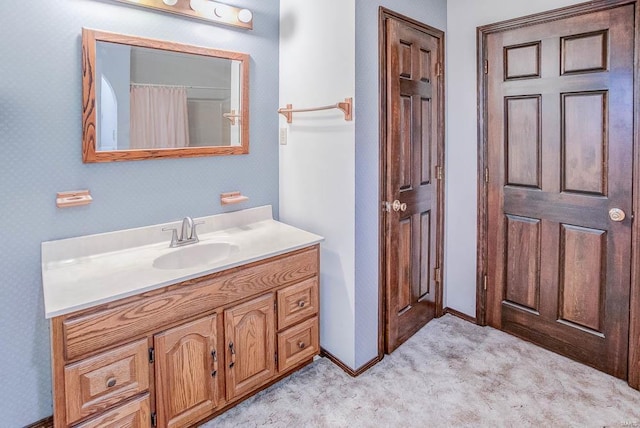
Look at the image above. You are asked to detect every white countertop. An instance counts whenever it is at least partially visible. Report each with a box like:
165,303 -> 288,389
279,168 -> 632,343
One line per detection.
42,206 -> 323,318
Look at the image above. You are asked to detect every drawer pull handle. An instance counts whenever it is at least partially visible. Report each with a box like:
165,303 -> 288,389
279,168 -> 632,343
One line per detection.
229,342 -> 236,368
211,350 -> 218,377
106,378 -> 117,388
298,341 -> 306,349
298,300 -> 306,308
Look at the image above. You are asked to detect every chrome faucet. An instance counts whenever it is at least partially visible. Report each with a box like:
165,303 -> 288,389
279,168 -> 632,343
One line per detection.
163,216 -> 203,247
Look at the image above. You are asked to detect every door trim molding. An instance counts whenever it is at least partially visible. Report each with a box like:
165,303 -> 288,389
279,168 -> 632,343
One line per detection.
378,7 -> 446,355
476,0 -> 640,389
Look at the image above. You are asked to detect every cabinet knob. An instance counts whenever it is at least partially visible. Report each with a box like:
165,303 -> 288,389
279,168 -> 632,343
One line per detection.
106,378 -> 117,388
298,300 -> 306,308
298,341 -> 306,349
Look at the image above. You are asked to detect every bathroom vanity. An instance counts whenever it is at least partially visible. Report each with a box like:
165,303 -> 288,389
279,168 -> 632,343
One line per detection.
42,206 -> 322,427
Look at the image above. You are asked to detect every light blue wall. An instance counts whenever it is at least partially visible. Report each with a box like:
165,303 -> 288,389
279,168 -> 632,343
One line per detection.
0,1 -> 279,425
354,0 -> 446,368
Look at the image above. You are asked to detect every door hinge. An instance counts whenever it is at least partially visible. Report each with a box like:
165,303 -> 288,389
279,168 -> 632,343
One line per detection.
151,412 -> 157,427
436,62 -> 443,77
484,167 -> 489,183
484,59 -> 489,74
434,267 -> 441,283
483,274 -> 488,291
148,347 -> 155,364
436,166 -> 444,180
275,352 -> 278,365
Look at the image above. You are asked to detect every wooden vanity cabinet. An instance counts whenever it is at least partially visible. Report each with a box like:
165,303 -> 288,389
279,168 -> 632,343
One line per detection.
50,245 -> 319,428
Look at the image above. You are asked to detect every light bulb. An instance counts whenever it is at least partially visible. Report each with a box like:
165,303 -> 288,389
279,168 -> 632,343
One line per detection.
190,0 -> 207,13
162,0 -> 178,5
237,8 -> 252,24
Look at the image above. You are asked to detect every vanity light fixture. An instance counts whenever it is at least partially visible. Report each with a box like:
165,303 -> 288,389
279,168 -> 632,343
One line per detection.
110,0 -> 253,30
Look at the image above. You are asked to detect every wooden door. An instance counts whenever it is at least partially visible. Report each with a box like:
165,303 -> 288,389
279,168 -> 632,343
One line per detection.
155,315 -> 219,428
485,4 -> 634,378
224,294 -> 275,400
382,11 -> 444,353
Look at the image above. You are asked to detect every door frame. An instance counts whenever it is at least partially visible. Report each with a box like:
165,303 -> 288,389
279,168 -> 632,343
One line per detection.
378,7 -> 446,356
476,0 -> 640,389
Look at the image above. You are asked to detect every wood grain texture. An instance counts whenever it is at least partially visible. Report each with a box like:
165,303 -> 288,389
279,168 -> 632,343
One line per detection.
400,95 -> 413,190
224,294 -> 275,401
476,0 -> 640,332
398,218 -> 412,312
562,92 -> 607,195
481,1 -> 635,380
382,10 -> 444,354
630,0 -> 640,390
420,99 -> 432,186
81,28 -> 250,163
504,42 -> 541,80
51,245 -> 321,426
73,395 -> 150,428
276,278 -> 319,330
64,339 -> 149,425
562,30 -> 608,74
277,317 -> 319,372
419,211 -> 431,298
63,247 -> 317,360
24,417 -> 53,428
51,317 -> 69,427
560,225 -> 605,332
505,96 -> 541,188
505,215 -> 540,311
155,315 -> 218,428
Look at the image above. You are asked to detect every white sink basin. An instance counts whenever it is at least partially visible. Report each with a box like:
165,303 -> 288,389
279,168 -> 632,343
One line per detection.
153,242 -> 239,270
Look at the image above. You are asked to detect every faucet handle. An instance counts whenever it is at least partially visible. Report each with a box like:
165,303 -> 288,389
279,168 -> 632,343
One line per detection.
191,221 -> 205,242
162,227 -> 179,247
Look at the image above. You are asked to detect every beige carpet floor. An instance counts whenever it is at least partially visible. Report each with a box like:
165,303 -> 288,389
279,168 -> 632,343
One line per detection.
202,315 -> 640,427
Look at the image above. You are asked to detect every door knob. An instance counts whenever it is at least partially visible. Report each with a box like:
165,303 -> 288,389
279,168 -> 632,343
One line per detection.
391,200 -> 407,212
609,208 -> 626,222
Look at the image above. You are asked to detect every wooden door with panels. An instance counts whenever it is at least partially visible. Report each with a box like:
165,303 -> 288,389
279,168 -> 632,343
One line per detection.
480,1 -> 636,379
380,9 -> 445,354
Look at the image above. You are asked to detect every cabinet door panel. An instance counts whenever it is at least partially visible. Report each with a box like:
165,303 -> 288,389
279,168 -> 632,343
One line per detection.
225,294 -> 275,401
155,315 -> 219,428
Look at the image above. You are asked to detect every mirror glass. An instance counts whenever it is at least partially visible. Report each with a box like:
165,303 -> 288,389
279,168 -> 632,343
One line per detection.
82,29 -> 249,162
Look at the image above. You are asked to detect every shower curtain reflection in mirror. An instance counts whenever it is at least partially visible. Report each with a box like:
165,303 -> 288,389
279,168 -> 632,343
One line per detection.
129,84 -> 190,149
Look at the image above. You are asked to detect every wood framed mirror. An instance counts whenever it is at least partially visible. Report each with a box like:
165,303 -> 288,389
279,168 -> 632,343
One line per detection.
82,28 -> 249,162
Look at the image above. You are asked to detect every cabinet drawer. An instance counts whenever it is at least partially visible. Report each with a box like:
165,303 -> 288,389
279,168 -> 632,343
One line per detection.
277,277 -> 318,330
277,317 -> 319,372
65,339 -> 149,425
73,394 -> 150,428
